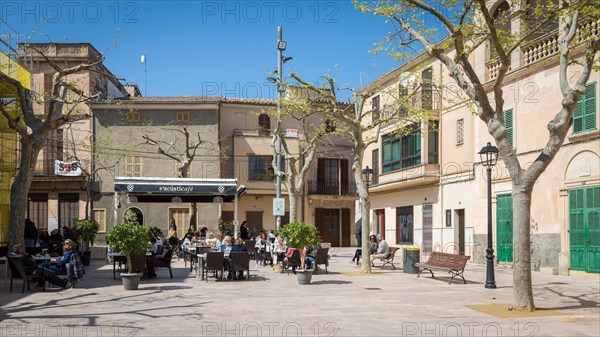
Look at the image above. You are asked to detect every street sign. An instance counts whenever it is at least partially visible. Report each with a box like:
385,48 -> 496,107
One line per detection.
285,129 -> 298,138
273,198 -> 285,216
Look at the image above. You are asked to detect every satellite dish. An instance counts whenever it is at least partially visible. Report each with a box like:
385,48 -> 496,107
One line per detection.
127,195 -> 138,203
171,196 -> 182,203
213,196 -> 223,203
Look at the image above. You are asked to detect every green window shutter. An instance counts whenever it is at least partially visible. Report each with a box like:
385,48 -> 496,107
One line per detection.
504,108 -> 514,146
574,82 -> 596,134
583,82 -> 596,132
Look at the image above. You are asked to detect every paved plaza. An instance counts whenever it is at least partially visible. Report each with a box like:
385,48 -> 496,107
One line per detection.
0,248 -> 598,337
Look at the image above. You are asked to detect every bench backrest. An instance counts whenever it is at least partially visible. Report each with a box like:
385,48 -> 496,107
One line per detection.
426,252 -> 470,271
384,247 -> 399,260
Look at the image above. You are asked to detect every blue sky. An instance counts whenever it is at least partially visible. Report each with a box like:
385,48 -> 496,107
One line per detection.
1,1 -> 401,100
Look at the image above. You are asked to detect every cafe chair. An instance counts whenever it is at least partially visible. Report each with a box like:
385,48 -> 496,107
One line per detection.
8,256 -> 41,293
284,250 -> 302,275
204,252 -> 224,282
152,248 -> 174,278
230,252 -> 250,281
314,247 -> 329,274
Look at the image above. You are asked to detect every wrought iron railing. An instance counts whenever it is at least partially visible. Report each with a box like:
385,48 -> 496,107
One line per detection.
307,179 -> 356,196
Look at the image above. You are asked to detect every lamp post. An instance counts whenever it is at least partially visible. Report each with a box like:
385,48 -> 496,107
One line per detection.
362,166 -> 373,193
478,142 -> 499,289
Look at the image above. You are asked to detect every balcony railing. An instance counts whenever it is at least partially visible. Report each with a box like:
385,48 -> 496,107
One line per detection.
307,179 -> 356,196
488,17 -> 600,81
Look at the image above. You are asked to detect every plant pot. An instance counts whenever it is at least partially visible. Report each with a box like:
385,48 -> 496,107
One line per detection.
296,269 -> 313,285
81,251 -> 91,266
121,273 -> 141,290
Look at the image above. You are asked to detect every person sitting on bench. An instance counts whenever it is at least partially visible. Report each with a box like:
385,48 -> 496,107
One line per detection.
369,235 -> 390,265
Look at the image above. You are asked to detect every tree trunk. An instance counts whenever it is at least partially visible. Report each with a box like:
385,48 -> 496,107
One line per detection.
189,202 -> 197,231
9,136 -> 43,251
512,185 -> 535,311
288,188 -> 298,224
353,148 -> 372,273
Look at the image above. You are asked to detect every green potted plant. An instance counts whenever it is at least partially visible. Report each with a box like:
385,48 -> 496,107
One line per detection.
106,210 -> 149,290
217,218 -> 234,236
278,222 -> 320,285
74,218 -> 100,266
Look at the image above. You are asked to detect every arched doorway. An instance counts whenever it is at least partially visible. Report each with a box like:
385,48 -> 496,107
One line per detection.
125,207 -> 144,226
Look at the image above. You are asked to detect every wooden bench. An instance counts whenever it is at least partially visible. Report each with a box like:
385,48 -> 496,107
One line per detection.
415,252 -> 470,284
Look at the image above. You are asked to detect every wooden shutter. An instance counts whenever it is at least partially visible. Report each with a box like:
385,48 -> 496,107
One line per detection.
341,208 -> 350,247
569,188 -> 586,270
372,149 -> 379,185
583,83 -> 596,132
372,96 -> 380,120
340,159 -> 348,195
317,158 -> 325,185
496,194 -> 513,263
44,73 -> 52,114
585,187 -> 600,272
504,109 -> 514,147
315,208 -> 324,239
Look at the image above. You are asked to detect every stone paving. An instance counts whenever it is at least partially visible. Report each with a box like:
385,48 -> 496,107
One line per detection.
0,248 -> 598,337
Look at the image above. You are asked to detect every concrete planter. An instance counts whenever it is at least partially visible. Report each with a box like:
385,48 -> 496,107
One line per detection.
121,273 -> 141,290
296,270 -> 313,285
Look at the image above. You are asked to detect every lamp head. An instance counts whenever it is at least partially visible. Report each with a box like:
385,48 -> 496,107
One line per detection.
478,142 -> 499,167
277,40 -> 287,51
362,166 -> 374,184
282,56 -> 293,63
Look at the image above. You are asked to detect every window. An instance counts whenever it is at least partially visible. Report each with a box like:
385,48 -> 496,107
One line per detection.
44,73 -> 52,114
421,67 -> 433,110
428,121 -> 438,164
573,82 -> 597,134
382,125 -> 421,173
248,155 -> 274,181
372,95 -> 380,121
399,85 -> 409,117
58,193 -> 79,228
258,114 -> 271,136
396,206 -> 413,244
176,112 -> 189,122
127,110 -> 140,122
491,1 -> 511,59
504,108 -> 514,146
457,119 -> 464,145
44,129 -> 63,175
170,208 -> 190,238
28,194 -> 48,230
94,209 -> 107,232
316,158 -> 348,195
125,156 -> 141,177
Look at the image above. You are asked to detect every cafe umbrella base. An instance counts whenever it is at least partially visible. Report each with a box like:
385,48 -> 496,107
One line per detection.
121,273 -> 141,290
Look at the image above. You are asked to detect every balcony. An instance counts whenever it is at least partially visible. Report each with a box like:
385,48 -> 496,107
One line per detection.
307,179 -> 356,196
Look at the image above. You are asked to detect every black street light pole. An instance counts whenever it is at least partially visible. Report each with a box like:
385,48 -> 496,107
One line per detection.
479,142 -> 499,289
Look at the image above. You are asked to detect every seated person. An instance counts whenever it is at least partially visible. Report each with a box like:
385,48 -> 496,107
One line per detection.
351,235 -> 378,266
218,236 -> 234,280
205,232 -> 218,247
283,245 -> 299,274
369,236 -> 390,265
255,232 -> 268,265
35,239 -> 78,289
147,238 -> 168,278
272,236 -> 286,264
231,238 -> 248,280
215,232 -> 224,247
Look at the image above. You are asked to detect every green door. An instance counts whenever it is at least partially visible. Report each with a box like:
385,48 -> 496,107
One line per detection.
569,186 -> 600,273
496,194 -> 513,263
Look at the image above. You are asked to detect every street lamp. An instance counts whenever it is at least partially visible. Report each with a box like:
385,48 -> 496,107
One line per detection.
478,141 -> 499,289
362,166 -> 373,193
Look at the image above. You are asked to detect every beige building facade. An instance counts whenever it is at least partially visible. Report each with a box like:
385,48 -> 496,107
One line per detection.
360,1 -> 599,275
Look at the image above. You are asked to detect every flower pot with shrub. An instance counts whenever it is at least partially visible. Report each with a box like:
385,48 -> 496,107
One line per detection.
279,222 -> 320,284
74,219 -> 100,266
106,210 -> 149,289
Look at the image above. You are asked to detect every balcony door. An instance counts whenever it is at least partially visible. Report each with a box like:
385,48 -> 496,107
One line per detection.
317,158 -> 348,195
58,193 -> 79,228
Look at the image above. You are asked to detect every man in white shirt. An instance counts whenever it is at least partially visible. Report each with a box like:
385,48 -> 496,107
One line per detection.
370,235 -> 390,265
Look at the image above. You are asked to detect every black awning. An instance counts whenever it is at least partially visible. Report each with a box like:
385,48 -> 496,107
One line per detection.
114,177 -> 245,203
